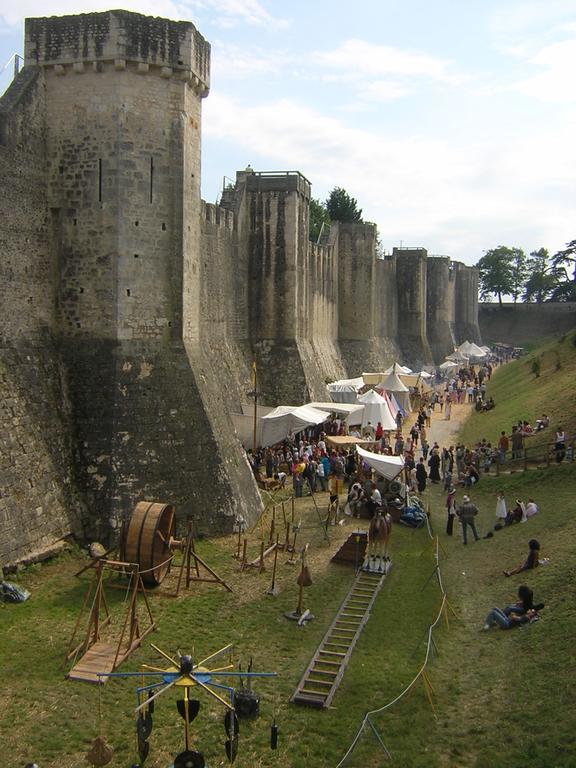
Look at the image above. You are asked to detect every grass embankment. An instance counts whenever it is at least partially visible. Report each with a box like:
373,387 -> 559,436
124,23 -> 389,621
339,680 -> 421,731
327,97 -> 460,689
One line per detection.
459,331 -> 576,450
2,334 -> 576,768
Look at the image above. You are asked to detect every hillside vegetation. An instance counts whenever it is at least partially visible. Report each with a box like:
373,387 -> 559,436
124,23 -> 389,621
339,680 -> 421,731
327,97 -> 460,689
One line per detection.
459,330 -> 576,450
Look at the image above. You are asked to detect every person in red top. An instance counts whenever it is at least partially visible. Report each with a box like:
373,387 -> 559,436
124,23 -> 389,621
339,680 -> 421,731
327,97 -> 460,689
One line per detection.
498,431 -> 509,464
375,421 -> 384,441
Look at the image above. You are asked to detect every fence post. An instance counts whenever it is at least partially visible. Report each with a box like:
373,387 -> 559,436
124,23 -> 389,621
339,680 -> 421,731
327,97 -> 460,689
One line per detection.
523,449 -> 528,471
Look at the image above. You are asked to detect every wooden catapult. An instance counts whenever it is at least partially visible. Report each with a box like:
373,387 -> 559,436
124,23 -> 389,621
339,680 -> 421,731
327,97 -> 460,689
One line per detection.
67,502 -> 232,684
76,501 -> 232,596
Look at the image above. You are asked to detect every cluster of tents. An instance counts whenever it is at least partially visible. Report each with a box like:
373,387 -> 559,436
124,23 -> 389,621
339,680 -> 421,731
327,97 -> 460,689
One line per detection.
234,362 -> 434,449
438,341 -> 491,371
233,345 -> 492,450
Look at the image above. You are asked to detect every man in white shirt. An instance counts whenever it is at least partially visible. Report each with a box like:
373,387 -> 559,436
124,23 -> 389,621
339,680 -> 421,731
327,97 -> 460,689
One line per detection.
525,499 -> 538,518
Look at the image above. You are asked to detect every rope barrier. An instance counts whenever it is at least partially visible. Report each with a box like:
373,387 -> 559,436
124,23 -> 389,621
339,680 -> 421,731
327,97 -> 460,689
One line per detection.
334,508 -> 450,767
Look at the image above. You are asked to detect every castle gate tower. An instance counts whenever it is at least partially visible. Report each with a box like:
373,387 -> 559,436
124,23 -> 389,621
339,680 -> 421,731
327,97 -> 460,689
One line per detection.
25,11 -> 259,536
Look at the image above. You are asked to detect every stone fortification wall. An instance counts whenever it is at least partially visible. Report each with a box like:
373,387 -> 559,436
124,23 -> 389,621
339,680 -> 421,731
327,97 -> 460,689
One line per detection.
0,66 -> 83,567
479,303 -> 576,345
393,248 -> 433,368
426,256 -> 456,360
0,11 -> 261,559
337,225 -> 402,373
0,10 -> 482,566
453,262 -> 481,343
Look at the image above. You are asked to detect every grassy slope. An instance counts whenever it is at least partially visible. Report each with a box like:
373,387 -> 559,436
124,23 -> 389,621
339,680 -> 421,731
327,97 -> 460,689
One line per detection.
459,331 -> 576,450
2,334 -> 576,768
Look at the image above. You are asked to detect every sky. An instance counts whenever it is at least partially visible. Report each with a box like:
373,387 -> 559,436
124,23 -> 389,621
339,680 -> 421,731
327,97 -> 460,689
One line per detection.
1,0 -> 575,265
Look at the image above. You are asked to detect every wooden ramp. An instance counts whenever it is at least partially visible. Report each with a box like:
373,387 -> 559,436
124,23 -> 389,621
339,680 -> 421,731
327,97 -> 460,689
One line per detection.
68,642 -> 123,684
291,568 -> 388,709
330,531 -> 367,565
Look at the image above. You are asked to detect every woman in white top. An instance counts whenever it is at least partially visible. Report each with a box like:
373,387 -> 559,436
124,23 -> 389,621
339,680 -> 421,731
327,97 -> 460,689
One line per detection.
495,491 -> 507,524
555,426 -> 566,463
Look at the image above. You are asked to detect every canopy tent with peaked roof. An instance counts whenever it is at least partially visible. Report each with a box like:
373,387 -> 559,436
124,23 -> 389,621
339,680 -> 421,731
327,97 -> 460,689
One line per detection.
447,349 -> 469,363
375,372 -> 412,414
457,340 -> 487,358
356,389 -> 396,431
439,360 -> 459,371
383,362 -> 412,375
307,402 -> 364,423
260,404 -> 328,447
356,446 -> 405,481
326,377 -> 365,403
376,372 -> 409,393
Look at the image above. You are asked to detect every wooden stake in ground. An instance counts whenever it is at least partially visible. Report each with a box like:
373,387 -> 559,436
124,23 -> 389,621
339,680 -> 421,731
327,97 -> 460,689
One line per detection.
284,544 -> 314,623
266,535 -> 280,596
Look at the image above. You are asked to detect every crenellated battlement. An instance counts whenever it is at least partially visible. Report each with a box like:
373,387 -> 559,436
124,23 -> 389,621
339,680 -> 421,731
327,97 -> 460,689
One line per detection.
25,11 -> 210,93
201,200 -> 235,231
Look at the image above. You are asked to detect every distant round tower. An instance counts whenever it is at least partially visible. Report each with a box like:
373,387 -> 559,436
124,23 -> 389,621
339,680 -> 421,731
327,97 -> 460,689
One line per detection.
453,262 -> 481,343
393,247 -> 433,367
426,256 -> 456,361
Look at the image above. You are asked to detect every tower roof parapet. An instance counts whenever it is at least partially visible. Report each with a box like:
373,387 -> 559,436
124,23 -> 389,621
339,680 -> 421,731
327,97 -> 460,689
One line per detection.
25,10 -> 210,92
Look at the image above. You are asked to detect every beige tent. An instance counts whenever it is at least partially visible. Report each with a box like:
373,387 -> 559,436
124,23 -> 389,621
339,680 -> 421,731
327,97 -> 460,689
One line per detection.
357,389 -> 396,430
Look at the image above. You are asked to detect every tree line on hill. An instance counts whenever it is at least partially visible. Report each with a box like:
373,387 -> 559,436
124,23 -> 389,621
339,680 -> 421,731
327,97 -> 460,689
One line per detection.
476,242 -> 576,305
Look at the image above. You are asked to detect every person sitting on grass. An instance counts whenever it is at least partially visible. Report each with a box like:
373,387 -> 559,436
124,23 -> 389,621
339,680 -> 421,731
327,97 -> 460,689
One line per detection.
505,498 -> 526,525
483,584 -> 543,630
503,539 -> 540,577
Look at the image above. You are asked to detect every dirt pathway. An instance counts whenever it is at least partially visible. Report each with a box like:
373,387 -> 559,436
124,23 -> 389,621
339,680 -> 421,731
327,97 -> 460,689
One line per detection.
425,399 -> 473,448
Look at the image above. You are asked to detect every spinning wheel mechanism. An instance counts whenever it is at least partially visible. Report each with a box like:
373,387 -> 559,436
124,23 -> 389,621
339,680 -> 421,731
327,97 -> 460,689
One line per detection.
121,502 -> 176,587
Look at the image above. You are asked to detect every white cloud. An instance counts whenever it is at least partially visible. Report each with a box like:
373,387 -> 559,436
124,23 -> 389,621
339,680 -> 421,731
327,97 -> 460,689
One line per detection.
511,37 -> 576,102
203,92 -> 576,261
0,0 -> 289,28
311,38 -> 465,85
185,0 -> 289,29
212,42 -> 291,78
357,79 -> 414,103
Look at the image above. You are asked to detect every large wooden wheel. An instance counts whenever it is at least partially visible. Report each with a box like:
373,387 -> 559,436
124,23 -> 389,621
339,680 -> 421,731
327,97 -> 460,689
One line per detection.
121,501 -> 176,587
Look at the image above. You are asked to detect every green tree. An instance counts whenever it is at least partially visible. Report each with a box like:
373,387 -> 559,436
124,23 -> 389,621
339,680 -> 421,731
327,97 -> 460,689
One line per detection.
309,197 -> 331,242
476,246 -> 517,305
509,248 -> 527,303
325,187 -> 363,223
550,239 -> 576,302
523,248 -> 557,303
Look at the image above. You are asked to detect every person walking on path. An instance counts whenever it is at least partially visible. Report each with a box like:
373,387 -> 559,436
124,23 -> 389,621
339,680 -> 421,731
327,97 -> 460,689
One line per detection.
428,448 -> 441,484
415,457 -> 428,493
446,486 -> 457,535
457,494 -> 480,544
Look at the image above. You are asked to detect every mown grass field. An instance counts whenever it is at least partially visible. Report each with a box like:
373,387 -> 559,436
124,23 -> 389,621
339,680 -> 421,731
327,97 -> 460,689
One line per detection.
1,333 -> 575,768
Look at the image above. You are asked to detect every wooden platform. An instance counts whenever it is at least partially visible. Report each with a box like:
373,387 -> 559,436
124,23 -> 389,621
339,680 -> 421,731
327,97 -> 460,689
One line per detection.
68,642 -> 131,684
330,531 -> 367,565
291,567 -> 389,708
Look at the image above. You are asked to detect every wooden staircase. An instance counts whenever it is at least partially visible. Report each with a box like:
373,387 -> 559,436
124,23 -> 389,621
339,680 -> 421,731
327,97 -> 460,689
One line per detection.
291,567 -> 388,709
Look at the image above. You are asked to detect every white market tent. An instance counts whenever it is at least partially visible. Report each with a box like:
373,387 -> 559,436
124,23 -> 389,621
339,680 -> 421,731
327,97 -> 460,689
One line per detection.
384,363 -> 412,375
376,372 -> 412,414
480,345 -> 491,354
357,389 -> 396,431
447,350 -> 469,363
326,376 -> 365,403
457,340 -> 487,358
307,401 -> 365,424
356,446 -> 405,481
260,404 -> 328,447
439,360 -> 459,371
